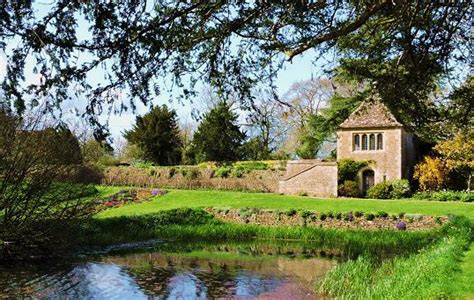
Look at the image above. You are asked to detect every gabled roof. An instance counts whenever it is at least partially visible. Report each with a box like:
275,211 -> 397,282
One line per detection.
338,95 -> 403,129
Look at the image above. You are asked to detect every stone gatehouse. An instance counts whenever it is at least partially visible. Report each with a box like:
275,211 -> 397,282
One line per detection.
279,96 -> 417,197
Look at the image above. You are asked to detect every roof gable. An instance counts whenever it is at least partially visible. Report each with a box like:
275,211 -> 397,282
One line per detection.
339,95 -> 403,129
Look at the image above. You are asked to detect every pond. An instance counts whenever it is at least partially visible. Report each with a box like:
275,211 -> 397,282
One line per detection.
0,240 -> 339,299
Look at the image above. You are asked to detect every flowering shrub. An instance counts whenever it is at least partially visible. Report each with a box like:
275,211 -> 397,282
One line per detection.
99,188 -> 165,210
343,212 -> 354,222
395,221 -> 407,231
151,189 -> 166,196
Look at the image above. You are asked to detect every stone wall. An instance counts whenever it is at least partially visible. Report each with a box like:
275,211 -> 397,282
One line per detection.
278,160 -> 338,197
102,166 -> 283,193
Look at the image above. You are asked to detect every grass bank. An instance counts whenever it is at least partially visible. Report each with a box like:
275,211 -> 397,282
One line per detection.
91,187 -> 474,298
318,216 -> 473,299
96,187 -> 474,219
82,208 -> 442,260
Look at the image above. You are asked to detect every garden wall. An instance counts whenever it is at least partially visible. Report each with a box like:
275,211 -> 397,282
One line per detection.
102,166 -> 285,192
279,160 -> 338,197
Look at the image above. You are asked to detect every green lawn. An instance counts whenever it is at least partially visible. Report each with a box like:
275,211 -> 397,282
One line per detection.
96,187 -> 474,219
455,246 -> 474,298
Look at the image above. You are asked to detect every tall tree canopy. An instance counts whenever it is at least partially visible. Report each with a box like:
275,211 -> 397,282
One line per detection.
333,3 -> 471,140
0,1 -> 469,138
192,102 -> 245,163
124,105 -> 182,166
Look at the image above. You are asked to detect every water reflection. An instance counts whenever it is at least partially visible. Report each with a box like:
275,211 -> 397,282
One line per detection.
0,240 -> 336,299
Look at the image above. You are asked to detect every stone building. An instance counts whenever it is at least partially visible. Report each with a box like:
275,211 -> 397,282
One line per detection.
279,96 -> 417,197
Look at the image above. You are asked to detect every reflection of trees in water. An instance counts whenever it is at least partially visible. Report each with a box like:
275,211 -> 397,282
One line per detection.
102,241 -> 340,298
124,256 -> 177,298
126,258 -> 240,298
193,261 -> 238,298
197,241 -> 342,260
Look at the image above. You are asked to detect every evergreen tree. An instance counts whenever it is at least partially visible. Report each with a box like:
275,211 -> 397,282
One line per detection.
124,105 -> 182,165
192,102 -> 245,163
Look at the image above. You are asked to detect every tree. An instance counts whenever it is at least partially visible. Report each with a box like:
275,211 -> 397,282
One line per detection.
279,78 -> 360,158
296,90 -> 365,159
81,138 -> 114,164
434,129 -> 474,191
0,109 -> 95,259
124,105 -> 183,166
192,102 -> 245,163
244,90 -> 287,160
45,126 -> 83,165
333,4 -> 470,141
1,2 -> 469,137
436,76 -> 474,139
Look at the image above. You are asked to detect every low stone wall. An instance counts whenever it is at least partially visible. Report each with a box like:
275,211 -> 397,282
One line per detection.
279,160 -> 338,197
102,166 -> 284,193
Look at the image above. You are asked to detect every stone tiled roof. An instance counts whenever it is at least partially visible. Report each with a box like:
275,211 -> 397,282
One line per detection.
339,95 -> 403,129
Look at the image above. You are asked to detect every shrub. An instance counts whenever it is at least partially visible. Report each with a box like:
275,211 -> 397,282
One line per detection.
376,211 -> 388,218
354,211 -> 364,218
335,212 -> 343,220
367,179 -> 412,199
215,166 -> 232,178
238,207 -> 257,219
285,209 -> 297,217
367,181 -> 392,199
413,191 -> 473,202
298,191 -> 308,197
343,212 -> 354,222
185,168 -> 200,179
338,159 -> 370,183
231,168 -> 244,178
365,213 -> 375,221
234,161 -> 269,171
327,211 -> 335,219
413,156 -> 449,191
319,213 -> 327,221
398,212 -> 405,219
300,210 -> 313,219
132,161 -> 153,169
168,167 -> 177,178
405,214 -> 423,221
338,180 -> 360,197
99,155 -> 121,166
389,179 -> 411,198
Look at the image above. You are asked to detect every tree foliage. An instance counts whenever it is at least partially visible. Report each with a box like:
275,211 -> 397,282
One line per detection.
436,77 -> 474,139
192,102 -> 245,163
334,4 -> 470,140
297,92 -> 365,158
81,138 -> 114,164
124,105 -> 183,166
43,126 -> 83,165
0,1 -> 469,137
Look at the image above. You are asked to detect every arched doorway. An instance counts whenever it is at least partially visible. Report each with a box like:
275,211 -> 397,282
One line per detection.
362,169 -> 375,193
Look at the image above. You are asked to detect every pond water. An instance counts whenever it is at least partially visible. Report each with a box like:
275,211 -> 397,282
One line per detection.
0,240 -> 338,299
